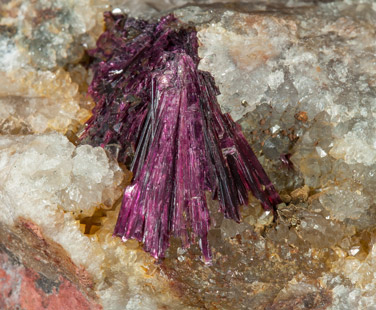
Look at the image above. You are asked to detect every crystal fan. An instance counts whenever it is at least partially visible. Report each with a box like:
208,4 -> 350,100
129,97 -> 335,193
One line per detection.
80,12 -> 281,262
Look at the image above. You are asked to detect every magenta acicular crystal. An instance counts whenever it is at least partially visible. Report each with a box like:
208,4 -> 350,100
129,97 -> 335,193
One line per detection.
80,12 -> 281,262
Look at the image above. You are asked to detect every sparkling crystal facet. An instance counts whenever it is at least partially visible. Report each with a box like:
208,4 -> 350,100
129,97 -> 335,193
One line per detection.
80,13 -> 281,261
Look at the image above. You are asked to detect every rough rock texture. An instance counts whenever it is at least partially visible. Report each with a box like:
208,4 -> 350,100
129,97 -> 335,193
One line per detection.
163,1 -> 376,309
0,250 -> 102,310
1,0 -> 107,70
0,0 -> 106,134
1,0 -> 376,309
0,133 -> 192,309
0,67 -> 93,135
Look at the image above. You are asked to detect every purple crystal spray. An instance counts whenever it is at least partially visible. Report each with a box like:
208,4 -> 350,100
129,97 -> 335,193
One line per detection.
81,12 -> 281,262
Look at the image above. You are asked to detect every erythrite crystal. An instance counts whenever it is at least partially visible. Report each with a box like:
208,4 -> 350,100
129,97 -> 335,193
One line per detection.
80,12 -> 281,262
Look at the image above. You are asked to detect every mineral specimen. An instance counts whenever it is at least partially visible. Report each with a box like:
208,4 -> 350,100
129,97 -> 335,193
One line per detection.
80,12 -> 281,261
2,0 -> 376,309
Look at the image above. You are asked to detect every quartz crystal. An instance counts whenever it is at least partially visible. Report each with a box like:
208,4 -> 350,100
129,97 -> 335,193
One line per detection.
0,68 -> 92,134
0,0 -> 107,135
80,12 -> 281,261
0,133 -> 124,226
0,133 -> 192,309
1,0 -> 107,70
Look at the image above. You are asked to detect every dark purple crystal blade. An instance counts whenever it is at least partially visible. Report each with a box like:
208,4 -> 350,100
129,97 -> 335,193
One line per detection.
80,12 -> 281,262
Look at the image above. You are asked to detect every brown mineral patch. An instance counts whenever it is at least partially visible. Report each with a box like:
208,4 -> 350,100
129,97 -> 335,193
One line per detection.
161,224 -> 332,310
295,111 -> 308,122
32,8 -> 58,27
290,185 -> 309,203
267,289 -> 332,310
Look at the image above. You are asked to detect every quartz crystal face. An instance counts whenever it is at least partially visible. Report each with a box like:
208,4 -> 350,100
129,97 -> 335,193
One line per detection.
80,12 -> 281,261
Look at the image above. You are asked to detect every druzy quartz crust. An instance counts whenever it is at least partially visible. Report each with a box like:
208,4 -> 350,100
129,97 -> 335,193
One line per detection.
81,12 -> 281,261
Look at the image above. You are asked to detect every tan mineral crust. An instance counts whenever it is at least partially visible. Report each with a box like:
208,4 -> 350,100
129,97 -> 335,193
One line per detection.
1,0 -> 376,309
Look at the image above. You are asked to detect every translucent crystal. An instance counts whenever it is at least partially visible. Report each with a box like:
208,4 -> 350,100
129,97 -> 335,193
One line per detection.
0,133 -> 192,309
1,0 -> 107,70
0,68 -> 92,134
